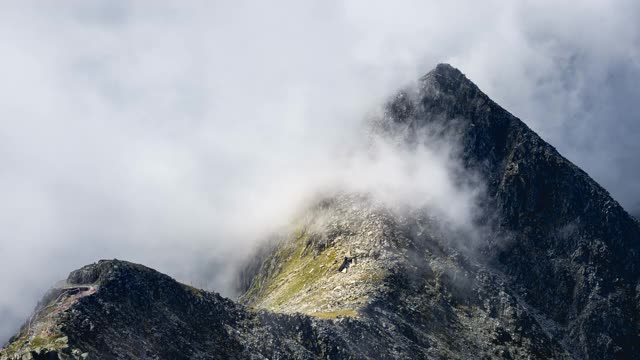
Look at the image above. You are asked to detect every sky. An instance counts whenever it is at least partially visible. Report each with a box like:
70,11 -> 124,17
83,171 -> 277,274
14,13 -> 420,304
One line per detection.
1,0 -> 639,343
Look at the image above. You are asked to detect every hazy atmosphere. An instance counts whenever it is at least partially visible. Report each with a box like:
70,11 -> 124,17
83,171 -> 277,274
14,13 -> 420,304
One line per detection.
1,1 -> 639,343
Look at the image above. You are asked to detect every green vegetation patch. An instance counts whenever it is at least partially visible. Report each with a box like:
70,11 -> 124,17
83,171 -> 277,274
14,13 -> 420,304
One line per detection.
263,235 -> 339,309
309,309 -> 358,319
1,332 -> 68,357
246,226 -> 341,311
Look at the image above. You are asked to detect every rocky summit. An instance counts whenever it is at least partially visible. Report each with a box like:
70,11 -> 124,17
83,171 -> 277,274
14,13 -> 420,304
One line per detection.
2,64 -> 639,359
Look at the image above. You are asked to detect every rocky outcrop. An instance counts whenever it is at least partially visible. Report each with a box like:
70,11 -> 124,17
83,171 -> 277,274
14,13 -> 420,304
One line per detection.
238,194 -> 571,358
3,64 -> 639,359
383,64 -> 640,358
0,257 -> 569,359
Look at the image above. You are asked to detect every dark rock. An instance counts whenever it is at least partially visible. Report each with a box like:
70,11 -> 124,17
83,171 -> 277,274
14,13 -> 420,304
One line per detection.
383,64 -> 640,359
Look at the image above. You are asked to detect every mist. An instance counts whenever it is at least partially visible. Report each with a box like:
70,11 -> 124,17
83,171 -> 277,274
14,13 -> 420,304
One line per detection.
1,1 -> 639,343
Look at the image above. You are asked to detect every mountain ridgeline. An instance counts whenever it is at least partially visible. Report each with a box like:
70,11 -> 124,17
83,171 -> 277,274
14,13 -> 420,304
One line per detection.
2,64 -> 639,359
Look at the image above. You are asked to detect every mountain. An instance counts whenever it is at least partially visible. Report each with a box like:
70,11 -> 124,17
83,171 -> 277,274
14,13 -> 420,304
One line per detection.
386,64 -> 640,357
2,64 -> 639,360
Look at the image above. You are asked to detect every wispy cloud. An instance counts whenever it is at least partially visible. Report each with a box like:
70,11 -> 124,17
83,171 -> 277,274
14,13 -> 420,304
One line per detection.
1,0 -> 639,343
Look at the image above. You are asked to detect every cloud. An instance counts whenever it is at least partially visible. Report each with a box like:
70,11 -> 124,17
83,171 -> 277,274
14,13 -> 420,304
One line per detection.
1,0 -> 639,343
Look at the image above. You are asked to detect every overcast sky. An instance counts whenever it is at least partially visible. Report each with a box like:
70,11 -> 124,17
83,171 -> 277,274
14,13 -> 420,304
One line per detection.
1,0 -> 639,343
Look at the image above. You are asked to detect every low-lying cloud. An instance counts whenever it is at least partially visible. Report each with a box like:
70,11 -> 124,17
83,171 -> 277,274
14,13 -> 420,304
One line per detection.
1,0 -> 639,343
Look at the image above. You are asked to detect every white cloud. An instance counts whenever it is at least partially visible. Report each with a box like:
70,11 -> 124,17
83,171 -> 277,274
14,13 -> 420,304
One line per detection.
1,0 -> 639,343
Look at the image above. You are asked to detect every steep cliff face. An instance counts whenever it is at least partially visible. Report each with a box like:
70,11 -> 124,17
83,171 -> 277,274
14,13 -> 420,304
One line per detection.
3,64 -> 639,359
384,64 -> 640,358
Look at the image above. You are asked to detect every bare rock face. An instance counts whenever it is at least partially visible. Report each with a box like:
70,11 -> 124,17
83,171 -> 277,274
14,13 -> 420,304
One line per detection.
385,64 -> 640,358
238,194 -> 571,358
3,64 -> 639,359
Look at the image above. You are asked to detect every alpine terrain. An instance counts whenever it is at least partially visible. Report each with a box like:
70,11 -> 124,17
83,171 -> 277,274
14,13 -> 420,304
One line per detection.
2,64 -> 639,359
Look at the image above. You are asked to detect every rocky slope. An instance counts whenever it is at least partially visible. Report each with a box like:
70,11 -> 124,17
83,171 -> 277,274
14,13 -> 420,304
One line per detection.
3,64 -> 639,359
385,64 -> 640,358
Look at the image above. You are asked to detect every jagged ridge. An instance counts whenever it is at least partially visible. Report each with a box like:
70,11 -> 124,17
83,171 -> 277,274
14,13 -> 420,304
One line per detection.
3,64 -> 640,359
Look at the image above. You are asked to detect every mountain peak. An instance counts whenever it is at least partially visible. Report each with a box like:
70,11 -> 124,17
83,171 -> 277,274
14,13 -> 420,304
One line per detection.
419,63 -> 479,96
423,63 -> 464,80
